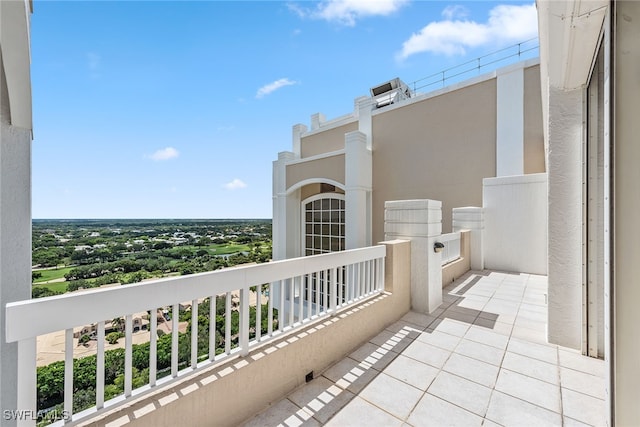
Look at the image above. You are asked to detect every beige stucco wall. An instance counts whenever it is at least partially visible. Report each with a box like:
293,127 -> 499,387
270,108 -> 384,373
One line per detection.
371,79 -> 497,242
286,154 -> 345,191
442,230 -> 470,287
524,65 -> 545,174
82,240 -> 411,427
300,122 -> 357,158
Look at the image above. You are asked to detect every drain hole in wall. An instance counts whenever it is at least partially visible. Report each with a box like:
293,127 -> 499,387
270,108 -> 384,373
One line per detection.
305,371 -> 314,383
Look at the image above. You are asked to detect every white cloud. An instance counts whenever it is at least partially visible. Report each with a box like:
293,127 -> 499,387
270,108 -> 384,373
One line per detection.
441,5 -> 469,20
397,2 -> 537,59
256,78 -> 297,99
223,178 -> 247,190
290,0 -> 409,26
149,147 -> 179,161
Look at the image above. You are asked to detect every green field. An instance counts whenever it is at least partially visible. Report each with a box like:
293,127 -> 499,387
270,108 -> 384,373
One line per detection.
32,267 -> 73,283
167,243 -> 251,256
210,243 -> 251,255
32,281 -> 68,293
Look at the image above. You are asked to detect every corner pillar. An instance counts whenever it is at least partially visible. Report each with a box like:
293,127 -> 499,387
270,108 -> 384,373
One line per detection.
384,199 -> 443,314
272,151 -> 294,261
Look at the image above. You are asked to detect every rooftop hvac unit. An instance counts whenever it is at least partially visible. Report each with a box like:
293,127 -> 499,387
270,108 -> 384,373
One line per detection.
369,77 -> 412,108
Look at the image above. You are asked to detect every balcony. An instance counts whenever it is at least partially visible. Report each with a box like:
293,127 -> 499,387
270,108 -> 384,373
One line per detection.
245,270 -> 606,427
5,233 -> 606,426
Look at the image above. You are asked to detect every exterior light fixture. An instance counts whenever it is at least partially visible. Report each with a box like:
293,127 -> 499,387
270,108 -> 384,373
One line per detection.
434,242 -> 444,253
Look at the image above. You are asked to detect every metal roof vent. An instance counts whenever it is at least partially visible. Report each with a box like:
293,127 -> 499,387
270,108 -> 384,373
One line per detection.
370,77 -> 412,108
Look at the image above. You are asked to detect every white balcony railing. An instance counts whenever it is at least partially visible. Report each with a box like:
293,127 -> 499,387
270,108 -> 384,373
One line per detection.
5,245 -> 386,426
440,232 -> 461,266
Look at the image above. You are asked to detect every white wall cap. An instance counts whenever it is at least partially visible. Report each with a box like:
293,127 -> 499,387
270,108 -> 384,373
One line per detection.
278,151 -> 296,161
452,206 -> 484,214
384,221 -> 442,238
483,172 -> 547,187
345,130 -> 367,146
385,199 -> 442,210
385,208 -> 442,224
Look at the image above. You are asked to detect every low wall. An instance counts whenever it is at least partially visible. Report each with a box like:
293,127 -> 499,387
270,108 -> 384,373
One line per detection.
483,173 -> 548,274
80,240 -> 411,427
442,230 -> 470,286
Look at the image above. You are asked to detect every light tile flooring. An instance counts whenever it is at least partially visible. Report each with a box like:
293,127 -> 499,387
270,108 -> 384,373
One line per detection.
244,271 -> 606,427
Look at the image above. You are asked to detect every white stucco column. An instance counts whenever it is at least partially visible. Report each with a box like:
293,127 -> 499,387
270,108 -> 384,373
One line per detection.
310,113 -> 325,131
452,207 -> 484,271
272,151 -> 294,261
355,97 -> 374,150
291,124 -> 307,159
547,85 -> 583,350
496,68 -> 524,176
384,199 -> 443,314
1,2 -> 34,423
345,131 -> 371,249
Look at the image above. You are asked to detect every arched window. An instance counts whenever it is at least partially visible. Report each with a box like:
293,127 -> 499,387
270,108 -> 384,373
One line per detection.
301,193 -> 345,256
301,193 -> 346,307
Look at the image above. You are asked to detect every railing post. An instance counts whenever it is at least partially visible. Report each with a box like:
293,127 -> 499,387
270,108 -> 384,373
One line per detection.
239,288 -> 250,356
16,338 -> 36,427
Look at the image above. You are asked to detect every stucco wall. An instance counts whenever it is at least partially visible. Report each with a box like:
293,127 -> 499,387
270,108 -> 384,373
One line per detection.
371,79 -> 497,243
82,240 -> 411,427
286,153 -> 345,191
300,122 -> 357,158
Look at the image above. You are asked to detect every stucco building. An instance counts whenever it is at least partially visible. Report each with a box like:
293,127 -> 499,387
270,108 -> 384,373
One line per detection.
273,59 -> 544,260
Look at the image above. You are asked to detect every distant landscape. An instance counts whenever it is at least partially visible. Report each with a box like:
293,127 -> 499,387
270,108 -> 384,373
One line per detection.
32,218 -> 272,297
32,219 -> 274,423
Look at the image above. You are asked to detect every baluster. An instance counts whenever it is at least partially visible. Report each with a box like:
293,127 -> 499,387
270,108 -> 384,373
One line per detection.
171,304 -> 178,377
191,299 -> 198,369
256,285 -> 262,342
150,309 -> 157,386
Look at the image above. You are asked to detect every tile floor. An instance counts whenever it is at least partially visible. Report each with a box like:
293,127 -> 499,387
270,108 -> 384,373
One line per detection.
243,271 -> 606,427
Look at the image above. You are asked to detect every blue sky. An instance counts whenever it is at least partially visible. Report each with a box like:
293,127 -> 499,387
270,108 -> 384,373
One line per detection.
31,0 -> 538,219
